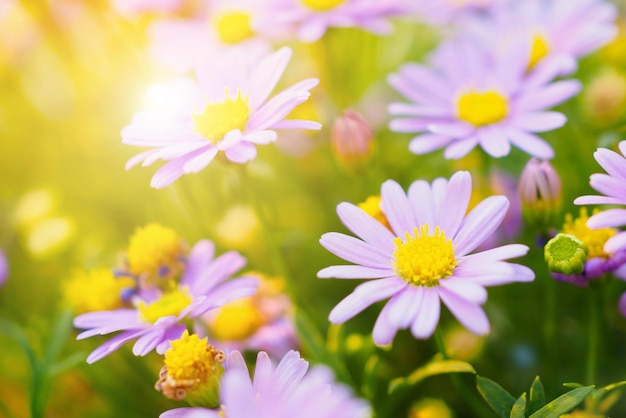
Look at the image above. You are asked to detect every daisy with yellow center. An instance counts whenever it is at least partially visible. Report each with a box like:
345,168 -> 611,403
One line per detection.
126,223 -> 185,280
319,171 -> 534,345
563,208 -> 615,260
389,39 -> 581,160
123,47 -> 320,189
74,239 -> 258,364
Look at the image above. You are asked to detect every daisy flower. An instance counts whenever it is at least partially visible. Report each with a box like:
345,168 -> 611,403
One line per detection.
122,46 -> 320,189
388,40 -> 581,159
318,171 -> 534,345
274,0 -> 409,43
111,0 -> 184,17
412,0 -> 501,27
74,240 -> 258,363
0,250 -> 7,287
463,0 -> 617,69
574,141 -> 626,255
160,350 -> 371,418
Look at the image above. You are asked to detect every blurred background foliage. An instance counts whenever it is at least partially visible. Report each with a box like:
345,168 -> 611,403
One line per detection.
1,1 -> 626,417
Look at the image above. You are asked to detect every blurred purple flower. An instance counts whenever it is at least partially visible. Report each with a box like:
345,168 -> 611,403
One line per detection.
0,250 -> 7,287
412,0 -> 501,26
160,350 -> 370,418
74,240 -> 258,363
575,141 -> 626,255
122,46 -> 320,189
318,171 -> 534,345
388,40 -> 581,160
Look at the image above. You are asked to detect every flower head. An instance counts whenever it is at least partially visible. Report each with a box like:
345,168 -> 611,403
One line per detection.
74,239 -> 258,363
519,158 -> 562,229
388,40 -> 581,160
122,46 -> 320,188
0,250 -> 7,288
63,268 -> 134,314
318,171 -> 534,345
574,141 -> 626,255
126,223 -> 187,282
160,350 -> 371,418
273,0 -> 409,43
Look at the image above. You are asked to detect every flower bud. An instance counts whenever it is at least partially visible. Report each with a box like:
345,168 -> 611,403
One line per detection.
519,158 -> 562,230
544,233 -> 589,276
331,109 -> 375,169
581,69 -> 626,125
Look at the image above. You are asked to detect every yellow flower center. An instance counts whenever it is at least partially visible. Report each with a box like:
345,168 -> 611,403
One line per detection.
127,223 -> 185,278
214,11 -> 254,44
63,268 -> 134,314
164,331 -> 223,386
208,298 -> 264,341
301,0 -> 345,11
562,208 -> 616,259
528,33 -> 550,69
193,89 -> 250,143
358,195 -> 391,230
457,90 -> 509,127
138,286 -> 193,323
392,225 -> 457,287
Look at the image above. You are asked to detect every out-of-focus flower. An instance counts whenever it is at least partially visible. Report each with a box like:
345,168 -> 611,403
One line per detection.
357,195 -> 391,230
124,223 -> 187,284
331,109 -> 375,169
408,398 -> 454,418
25,217 -> 75,258
202,273 -> 297,357
550,209 -> 626,286
412,0 -> 499,27
519,158 -> 562,230
388,40 -> 580,160
14,189 -> 54,228
0,250 -> 7,287
160,350 -> 371,418
273,0 -> 409,43
63,268 -> 135,314
110,0 -> 185,17
463,0 -> 617,69
148,0 -> 283,73
215,205 -> 260,249
575,141 -> 626,255
155,330 -> 225,407
443,325 -> 484,362
582,69 -> 626,125
122,47 -> 321,189
318,171 -> 534,345
74,240 -> 258,363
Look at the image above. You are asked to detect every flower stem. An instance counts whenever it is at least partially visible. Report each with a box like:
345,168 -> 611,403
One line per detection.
586,284 -> 602,385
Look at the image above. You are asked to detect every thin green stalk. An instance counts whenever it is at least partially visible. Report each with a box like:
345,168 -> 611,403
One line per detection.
586,284 -> 602,385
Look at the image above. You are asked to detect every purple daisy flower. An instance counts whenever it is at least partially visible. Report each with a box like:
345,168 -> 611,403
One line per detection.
318,171 -> 534,345
160,350 -> 370,418
273,0 -> 409,43
388,39 -> 581,159
74,240 -> 258,363
574,141 -> 626,255
122,46 -> 320,188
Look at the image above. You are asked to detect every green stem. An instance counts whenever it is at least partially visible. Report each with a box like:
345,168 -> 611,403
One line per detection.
434,328 -> 489,416
586,284 -> 602,385
544,272 -> 558,381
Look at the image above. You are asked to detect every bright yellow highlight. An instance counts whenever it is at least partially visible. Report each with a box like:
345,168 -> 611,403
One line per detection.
138,286 -> 192,323
409,398 -> 454,418
457,90 -> 508,127
193,89 -> 250,143
563,208 -> 616,259
393,225 -> 456,287
127,223 -> 184,278
208,298 -> 264,341
63,268 -> 134,314
358,195 -> 391,230
301,0 -> 345,11
214,11 -> 254,44
529,34 -> 550,69
164,331 -> 219,386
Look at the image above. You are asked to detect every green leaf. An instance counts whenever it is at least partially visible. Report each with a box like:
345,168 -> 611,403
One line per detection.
562,382 -> 585,389
43,309 -> 74,366
527,376 -> 546,415
389,357 -> 476,393
528,386 -> 594,418
510,393 -> 527,418
476,376 -> 516,418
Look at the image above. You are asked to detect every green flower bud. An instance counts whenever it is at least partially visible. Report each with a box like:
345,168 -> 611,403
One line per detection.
544,233 -> 589,275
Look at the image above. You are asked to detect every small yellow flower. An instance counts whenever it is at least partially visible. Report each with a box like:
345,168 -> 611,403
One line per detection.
126,223 -> 186,279
63,268 -> 133,314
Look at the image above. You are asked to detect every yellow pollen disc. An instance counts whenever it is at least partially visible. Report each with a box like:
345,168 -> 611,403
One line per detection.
164,330 -> 220,386
208,298 -> 264,341
301,0 -> 345,11
193,89 -> 250,143
457,90 -> 509,127
214,11 -> 254,44
562,208 -> 616,259
528,33 -> 550,69
392,225 -> 457,287
138,286 -> 192,324
358,195 -> 391,230
127,223 -> 184,278
62,268 -> 134,314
